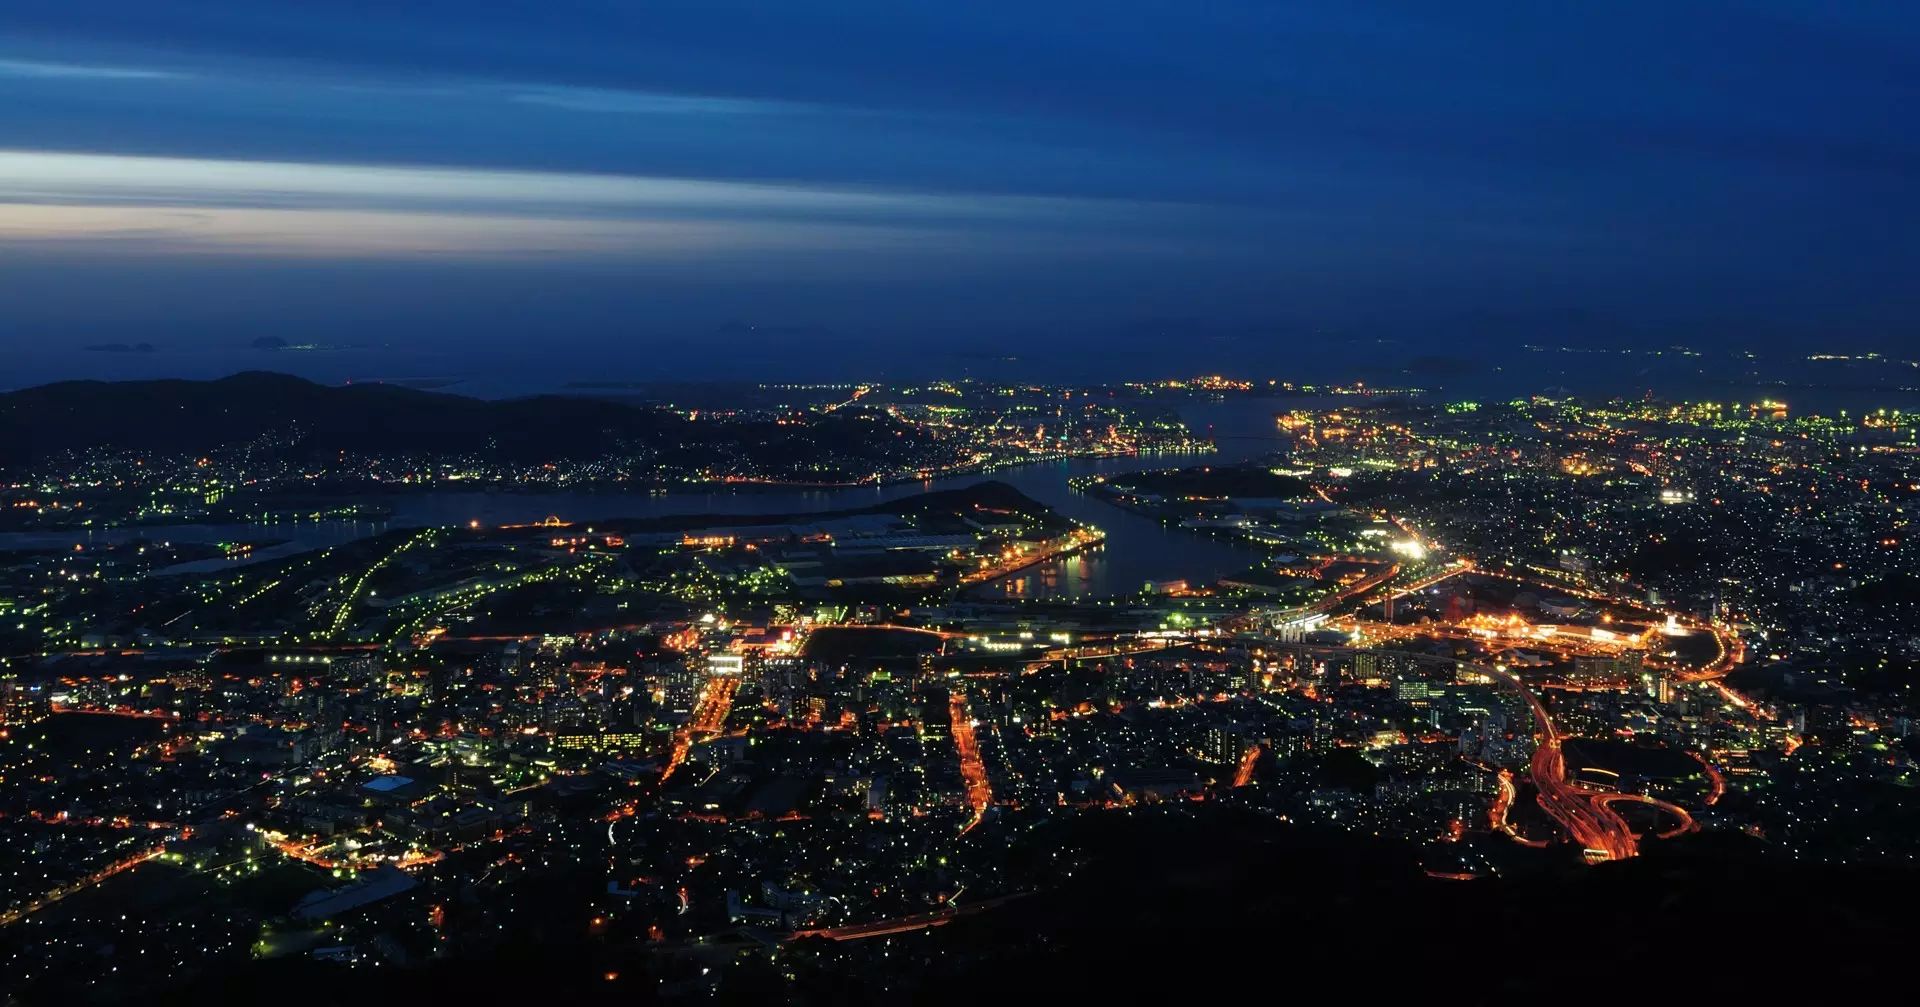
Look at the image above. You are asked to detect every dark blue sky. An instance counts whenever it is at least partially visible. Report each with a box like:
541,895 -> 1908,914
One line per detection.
2,1 -> 1916,388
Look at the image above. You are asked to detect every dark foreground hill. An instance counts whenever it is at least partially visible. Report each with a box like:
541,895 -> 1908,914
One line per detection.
820,807 -> 1912,1002
125,805 -> 1910,1006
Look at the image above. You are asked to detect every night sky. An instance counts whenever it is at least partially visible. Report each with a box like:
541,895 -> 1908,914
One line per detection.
3,2 -> 1916,389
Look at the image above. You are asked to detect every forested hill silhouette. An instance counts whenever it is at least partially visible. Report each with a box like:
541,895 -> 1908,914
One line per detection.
0,372 -> 912,472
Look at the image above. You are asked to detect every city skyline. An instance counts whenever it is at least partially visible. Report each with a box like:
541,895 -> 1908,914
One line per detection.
3,6 -> 1917,1001
3,374 -> 1913,1001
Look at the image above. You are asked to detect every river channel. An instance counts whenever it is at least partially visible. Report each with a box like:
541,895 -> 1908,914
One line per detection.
3,399 -> 1291,598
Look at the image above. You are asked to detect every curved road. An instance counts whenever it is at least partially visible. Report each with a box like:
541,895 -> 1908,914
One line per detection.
1490,663 -> 1696,859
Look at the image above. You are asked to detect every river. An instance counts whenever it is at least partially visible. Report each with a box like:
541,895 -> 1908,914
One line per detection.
2,399 -> 1289,596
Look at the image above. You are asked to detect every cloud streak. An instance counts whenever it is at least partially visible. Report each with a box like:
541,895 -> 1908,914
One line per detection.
0,150 -> 1096,218
0,150 -> 1154,258
0,203 -> 910,256
0,57 -> 184,80
503,84 -> 807,118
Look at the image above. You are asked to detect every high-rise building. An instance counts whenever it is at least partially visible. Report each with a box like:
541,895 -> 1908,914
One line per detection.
0,677 -> 49,725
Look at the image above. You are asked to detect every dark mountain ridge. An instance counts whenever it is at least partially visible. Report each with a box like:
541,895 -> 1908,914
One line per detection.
0,372 -> 955,484
0,372 -> 674,464
0,372 -> 678,465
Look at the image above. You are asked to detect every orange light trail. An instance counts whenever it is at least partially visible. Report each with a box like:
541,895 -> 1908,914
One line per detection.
1231,742 -> 1263,788
661,673 -> 735,783
949,690 -> 992,834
